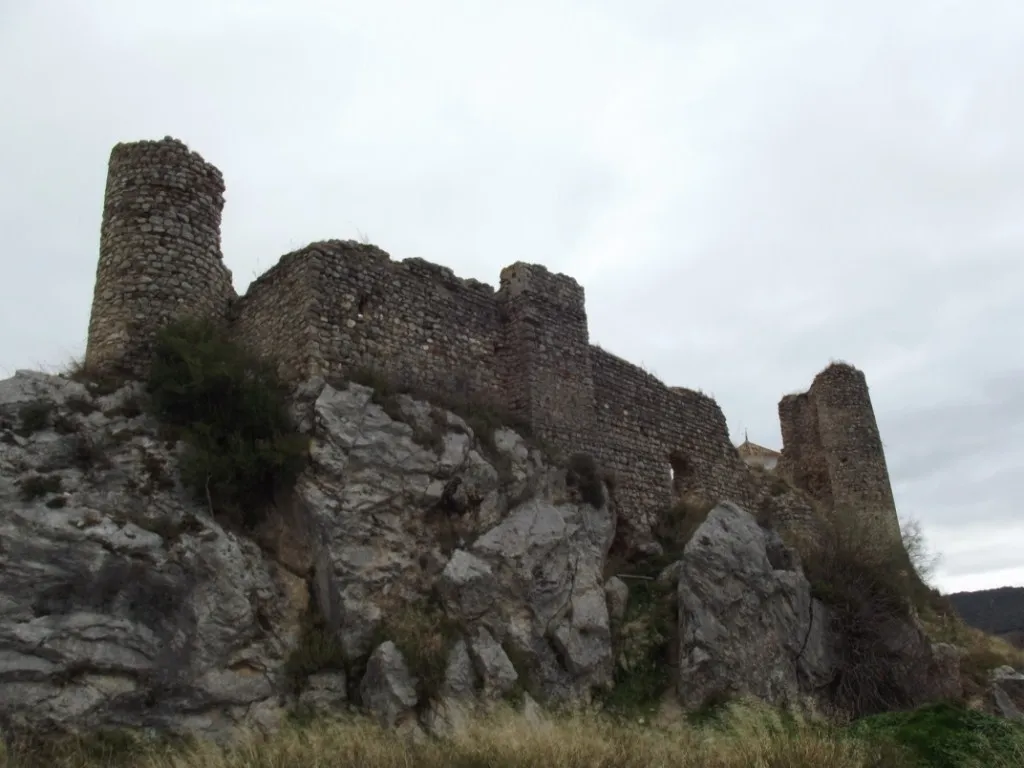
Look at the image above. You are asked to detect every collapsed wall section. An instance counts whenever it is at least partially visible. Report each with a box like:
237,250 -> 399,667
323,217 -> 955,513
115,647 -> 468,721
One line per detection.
778,363 -> 901,542
298,241 -> 505,399
230,251 -> 315,380
85,137 -> 235,377
590,346 -> 757,540
777,392 -> 833,506
498,263 -> 595,452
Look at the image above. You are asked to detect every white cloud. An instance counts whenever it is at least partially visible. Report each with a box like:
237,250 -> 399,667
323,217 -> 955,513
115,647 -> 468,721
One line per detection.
2,0 -> 1023,594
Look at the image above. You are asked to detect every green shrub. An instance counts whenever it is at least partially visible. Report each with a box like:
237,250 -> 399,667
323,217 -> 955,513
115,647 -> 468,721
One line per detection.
19,473 -> 62,500
62,356 -> 134,396
797,512 -> 930,718
601,575 -> 677,717
379,595 -> 460,704
17,401 -> 52,434
851,703 -> 1024,768
285,613 -> 347,692
653,496 -> 716,555
566,452 -> 606,509
71,433 -> 111,471
147,318 -> 308,531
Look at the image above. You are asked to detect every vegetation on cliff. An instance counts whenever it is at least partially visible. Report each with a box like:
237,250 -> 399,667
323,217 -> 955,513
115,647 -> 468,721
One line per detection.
146,318 -> 309,531
3,699 -> 1022,768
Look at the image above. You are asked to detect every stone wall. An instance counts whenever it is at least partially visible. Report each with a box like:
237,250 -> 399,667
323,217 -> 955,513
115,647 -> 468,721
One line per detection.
230,239 -> 507,401
84,136 -> 901,551
85,138 -> 235,378
777,363 -> 902,542
304,240 -> 505,397
590,347 -> 758,538
228,250 -> 314,380
499,263 -> 595,452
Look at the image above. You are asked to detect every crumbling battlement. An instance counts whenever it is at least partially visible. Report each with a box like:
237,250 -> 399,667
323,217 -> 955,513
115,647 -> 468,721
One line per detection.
777,362 -> 902,543
83,137 -> 897,547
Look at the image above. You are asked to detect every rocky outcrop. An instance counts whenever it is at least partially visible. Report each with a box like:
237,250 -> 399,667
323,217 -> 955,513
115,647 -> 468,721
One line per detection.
0,369 -> 1011,743
0,372 -> 306,741
990,666 -> 1024,722
673,501 -> 835,710
0,371 -> 616,741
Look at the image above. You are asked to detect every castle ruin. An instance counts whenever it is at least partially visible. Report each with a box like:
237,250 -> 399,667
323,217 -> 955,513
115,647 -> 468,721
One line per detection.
84,136 -> 903,547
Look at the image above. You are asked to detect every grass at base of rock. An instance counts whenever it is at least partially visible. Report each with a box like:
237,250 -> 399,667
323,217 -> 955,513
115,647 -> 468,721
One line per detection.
5,699 -> 1021,768
851,702 -> 1024,768
601,574 -> 677,718
918,606 -> 1024,695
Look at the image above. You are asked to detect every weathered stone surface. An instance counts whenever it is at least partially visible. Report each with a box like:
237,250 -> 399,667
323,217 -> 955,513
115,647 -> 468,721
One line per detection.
469,492 -> 617,699
467,626 -> 518,698
0,372 -> 625,740
927,642 -> 964,702
674,502 -> 835,709
439,550 -> 499,624
86,138 -> 234,379
777,363 -> 901,544
284,379 -> 620,715
0,372 -> 305,743
604,577 -> 629,624
359,641 -> 419,729
297,671 -> 348,713
990,666 -> 1024,722
439,639 -> 478,698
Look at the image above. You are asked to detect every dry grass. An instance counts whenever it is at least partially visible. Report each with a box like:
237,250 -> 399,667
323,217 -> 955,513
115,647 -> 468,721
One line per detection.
0,700 -> 906,768
60,356 -> 133,396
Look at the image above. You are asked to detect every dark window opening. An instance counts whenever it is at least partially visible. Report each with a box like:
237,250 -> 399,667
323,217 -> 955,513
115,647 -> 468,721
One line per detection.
669,450 -> 696,497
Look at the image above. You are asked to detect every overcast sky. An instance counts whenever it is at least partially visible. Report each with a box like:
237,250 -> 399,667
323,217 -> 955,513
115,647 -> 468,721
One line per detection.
2,0 -> 1023,595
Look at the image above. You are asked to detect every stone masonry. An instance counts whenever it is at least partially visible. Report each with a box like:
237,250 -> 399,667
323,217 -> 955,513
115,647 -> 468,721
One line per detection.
83,137 -> 901,548
86,138 -> 235,377
777,363 -> 902,543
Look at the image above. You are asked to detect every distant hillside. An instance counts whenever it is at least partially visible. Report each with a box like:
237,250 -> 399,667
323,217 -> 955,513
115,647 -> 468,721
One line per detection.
948,586 -> 1024,648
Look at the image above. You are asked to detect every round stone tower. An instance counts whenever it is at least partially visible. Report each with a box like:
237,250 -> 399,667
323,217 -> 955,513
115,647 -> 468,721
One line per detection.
84,137 -> 236,378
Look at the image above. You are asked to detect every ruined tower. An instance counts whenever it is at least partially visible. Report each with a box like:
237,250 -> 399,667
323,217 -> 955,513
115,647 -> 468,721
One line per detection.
85,137 -> 235,377
498,263 -> 596,454
778,362 -> 902,543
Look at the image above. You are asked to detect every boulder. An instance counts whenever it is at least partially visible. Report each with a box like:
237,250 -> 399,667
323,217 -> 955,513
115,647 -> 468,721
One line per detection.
674,501 -> 835,709
990,666 -> 1024,722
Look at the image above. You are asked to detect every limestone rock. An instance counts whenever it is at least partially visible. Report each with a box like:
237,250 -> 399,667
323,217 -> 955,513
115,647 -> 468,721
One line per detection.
0,369 -> 996,744
439,638 -> 479,698
0,371 -> 306,743
359,641 -> 419,729
926,642 -> 964,702
674,501 -> 835,709
604,576 -> 629,624
990,666 -> 1024,722
470,493 -> 617,698
439,550 -> 499,624
467,626 -> 518,698
0,372 -> 619,741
